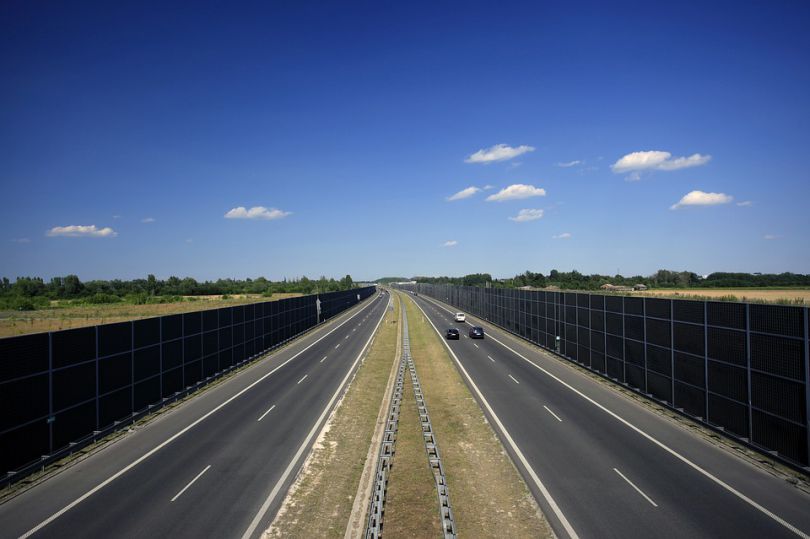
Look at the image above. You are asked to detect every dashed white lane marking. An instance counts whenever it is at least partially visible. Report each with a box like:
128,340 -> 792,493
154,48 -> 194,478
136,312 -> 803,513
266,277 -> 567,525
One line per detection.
297,374 -> 308,385
487,355 -> 495,362
320,356 -> 327,363
508,374 -> 520,384
614,468 -> 658,507
345,335 -> 349,340
258,405 -> 276,422
335,343 -> 340,349
170,465 -> 211,502
473,343 -> 479,349
421,295 -> 810,539
544,405 -> 563,422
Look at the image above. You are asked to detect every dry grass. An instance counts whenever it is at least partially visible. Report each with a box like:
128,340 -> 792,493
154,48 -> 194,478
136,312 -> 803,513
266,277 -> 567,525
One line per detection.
264,295 -> 399,538
636,288 -> 810,304
0,293 -> 301,338
398,292 -> 553,538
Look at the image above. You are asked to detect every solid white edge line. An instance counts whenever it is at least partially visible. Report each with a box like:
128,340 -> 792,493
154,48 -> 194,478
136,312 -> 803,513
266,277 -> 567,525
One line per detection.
543,405 -> 563,423
257,405 -> 276,422
508,374 -> 520,384
408,295 -> 580,539
19,294 -> 382,539
170,465 -> 212,502
240,296 -> 388,539
421,295 -> 810,539
614,468 -> 658,507
297,374 -> 308,385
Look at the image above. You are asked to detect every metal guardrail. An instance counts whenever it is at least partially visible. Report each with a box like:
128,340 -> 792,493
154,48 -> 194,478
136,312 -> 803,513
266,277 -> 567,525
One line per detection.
365,319 -> 406,537
365,301 -> 457,538
403,314 -> 457,538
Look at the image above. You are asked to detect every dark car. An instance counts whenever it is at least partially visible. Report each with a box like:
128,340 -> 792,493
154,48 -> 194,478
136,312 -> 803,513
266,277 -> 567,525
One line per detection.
446,328 -> 460,340
469,326 -> 484,339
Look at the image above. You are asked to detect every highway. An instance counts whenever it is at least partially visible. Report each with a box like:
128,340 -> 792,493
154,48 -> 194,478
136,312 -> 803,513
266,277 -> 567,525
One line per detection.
0,290 -> 389,539
407,292 -> 810,539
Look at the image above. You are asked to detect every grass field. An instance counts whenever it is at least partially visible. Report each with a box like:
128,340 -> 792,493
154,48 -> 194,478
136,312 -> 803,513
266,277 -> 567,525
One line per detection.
0,293 -> 301,338
636,288 -> 810,304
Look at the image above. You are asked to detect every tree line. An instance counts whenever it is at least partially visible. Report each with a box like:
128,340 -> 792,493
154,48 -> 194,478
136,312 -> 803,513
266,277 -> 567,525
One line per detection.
410,270 -> 810,291
0,274 -> 356,311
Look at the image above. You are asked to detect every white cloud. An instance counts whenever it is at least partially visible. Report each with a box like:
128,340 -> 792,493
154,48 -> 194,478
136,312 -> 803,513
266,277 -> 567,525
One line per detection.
509,209 -> 544,222
112,215 -> 122,220
556,160 -> 581,168
224,206 -> 291,220
11,237 -> 31,243
443,240 -> 458,247
447,186 -> 481,201
185,238 -> 193,244
465,144 -> 535,164
486,184 -> 547,202
670,190 -> 733,210
141,217 -> 156,223
736,201 -> 753,207
611,150 -> 711,175
46,225 -> 118,238
763,234 -> 780,240
553,232 -> 572,239
483,184 -> 495,190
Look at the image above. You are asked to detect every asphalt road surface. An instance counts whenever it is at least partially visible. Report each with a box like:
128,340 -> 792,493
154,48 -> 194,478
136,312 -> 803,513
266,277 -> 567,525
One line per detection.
409,292 -> 810,539
0,291 -> 390,539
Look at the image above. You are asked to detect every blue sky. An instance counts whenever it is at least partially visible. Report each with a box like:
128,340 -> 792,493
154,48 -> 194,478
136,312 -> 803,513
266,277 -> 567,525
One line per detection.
2,1 -> 809,281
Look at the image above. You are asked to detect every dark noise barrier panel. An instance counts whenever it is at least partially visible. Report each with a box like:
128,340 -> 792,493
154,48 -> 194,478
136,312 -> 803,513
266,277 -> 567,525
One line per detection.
0,287 -> 376,480
400,284 -> 809,470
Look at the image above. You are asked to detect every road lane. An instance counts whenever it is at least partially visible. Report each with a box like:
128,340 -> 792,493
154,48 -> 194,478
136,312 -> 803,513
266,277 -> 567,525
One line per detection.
410,292 -> 810,539
1,291 -> 389,539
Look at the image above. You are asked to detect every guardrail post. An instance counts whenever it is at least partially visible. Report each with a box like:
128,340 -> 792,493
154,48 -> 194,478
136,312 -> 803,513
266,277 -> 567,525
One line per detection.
95,325 -> 100,430
48,332 -> 54,454
804,307 -> 810,465
746,303 -> 753,441
704,301 -> 709,421
671,300 -> 675,405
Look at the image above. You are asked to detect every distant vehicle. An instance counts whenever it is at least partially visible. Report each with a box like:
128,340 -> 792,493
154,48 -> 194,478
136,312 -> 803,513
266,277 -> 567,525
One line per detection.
469,326 -> 484,339
413,292 -> 418,296
445,328 -> 460,340
454,312 -> 466,322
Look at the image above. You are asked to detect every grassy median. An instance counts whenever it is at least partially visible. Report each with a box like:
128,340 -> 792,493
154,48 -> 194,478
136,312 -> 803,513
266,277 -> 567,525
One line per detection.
264,294 -> 400,538
378,364 -> 443,537
398,291 -> 553,538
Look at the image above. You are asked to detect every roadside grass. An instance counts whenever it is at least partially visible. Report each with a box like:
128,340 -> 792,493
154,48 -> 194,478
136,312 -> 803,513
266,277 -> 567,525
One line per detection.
264,295 -> 399,538
399,291 -> 553,538
0,293 -> 301,338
